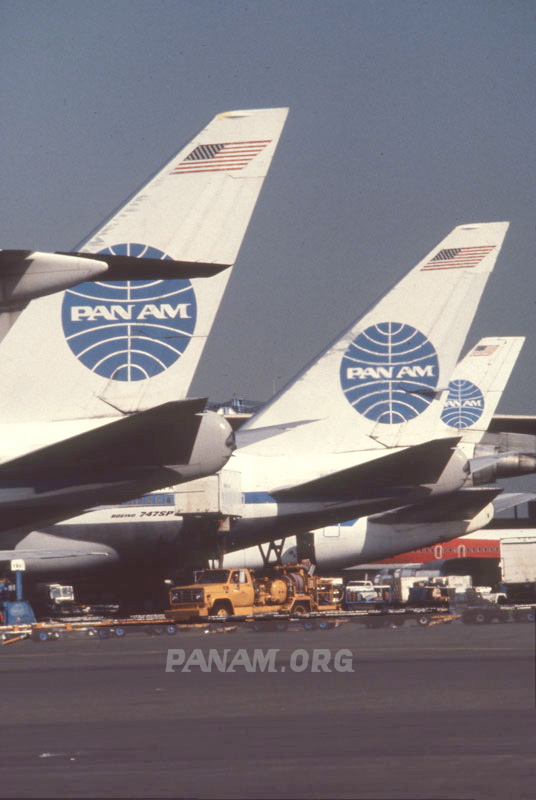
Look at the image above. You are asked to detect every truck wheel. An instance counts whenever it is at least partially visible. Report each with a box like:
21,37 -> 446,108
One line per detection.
302,619 -> 318,631
526,609 -> 535,623
166,624 -> 177,635
211,602 -> 233,618
292,604 -> 309,616
114,627 -> 126,638
474,612 -> 489,624
275,621 -> 289,632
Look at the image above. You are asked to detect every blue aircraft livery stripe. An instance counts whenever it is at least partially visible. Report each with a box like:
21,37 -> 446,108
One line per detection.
243,492 -> 277,504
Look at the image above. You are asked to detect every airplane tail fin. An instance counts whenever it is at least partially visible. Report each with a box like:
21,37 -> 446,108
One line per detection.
241,223 -> 508,456
440,336 -> 524,440
0,108 -> 288,422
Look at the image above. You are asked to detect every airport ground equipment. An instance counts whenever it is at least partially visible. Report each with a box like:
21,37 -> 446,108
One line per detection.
499,537 -> 536,603
459,537 -> 536,623
0,561 -> 36,627
165,564 -> 341,622
3,595 -> 534,645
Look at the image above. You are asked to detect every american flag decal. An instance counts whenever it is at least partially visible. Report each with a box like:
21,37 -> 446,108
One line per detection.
421,245 -> 495,271
171,140 -> 271,174
471,344 -> 499,357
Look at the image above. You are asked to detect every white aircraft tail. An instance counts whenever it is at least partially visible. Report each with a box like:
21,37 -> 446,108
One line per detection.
241,222 -> 509,456
0,108 -> 288,422
440,336 -> 524,442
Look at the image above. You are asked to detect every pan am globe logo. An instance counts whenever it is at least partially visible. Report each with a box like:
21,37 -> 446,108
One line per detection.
340,322 -> 439,424
441,379 -> 484,429
61,244 -> 197,381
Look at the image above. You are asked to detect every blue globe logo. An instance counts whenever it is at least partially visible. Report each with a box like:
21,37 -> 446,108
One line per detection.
61,244 -> 197,381
441,379 -> 484,429
340,322 -> 439,424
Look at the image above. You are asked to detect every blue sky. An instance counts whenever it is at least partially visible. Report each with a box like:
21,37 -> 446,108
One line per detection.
1,0 -> 535,410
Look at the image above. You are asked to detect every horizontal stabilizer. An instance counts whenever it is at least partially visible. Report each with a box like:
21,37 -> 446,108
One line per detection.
370,487 -> 503,524
57,251 -> 231,279
491,492 -> 536,515
488,415 -> 536,436
271,437 -> 460,502
0,398 -> 206,481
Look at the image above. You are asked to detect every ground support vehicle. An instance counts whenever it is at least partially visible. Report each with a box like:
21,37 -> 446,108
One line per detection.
0,577 -> 36,627
459,537 -> 536,623
165,565 -> 457,630
165,565 -> 342,623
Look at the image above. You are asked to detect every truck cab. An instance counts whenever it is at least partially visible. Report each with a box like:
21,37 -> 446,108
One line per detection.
167,568 -> 256,621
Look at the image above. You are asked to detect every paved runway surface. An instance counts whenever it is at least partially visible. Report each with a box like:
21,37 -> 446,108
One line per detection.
1,620 -> 534,799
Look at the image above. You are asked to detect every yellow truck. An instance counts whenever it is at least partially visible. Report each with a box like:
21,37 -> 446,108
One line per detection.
165,564 -> 340,622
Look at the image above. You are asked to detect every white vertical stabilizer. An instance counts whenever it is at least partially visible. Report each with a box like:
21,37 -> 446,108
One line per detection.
0,108 -> 288,422
241,222 -> 509,457
440,336 -> 524,445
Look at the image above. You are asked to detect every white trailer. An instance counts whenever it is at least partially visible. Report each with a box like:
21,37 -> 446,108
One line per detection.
500,537 -> 536,584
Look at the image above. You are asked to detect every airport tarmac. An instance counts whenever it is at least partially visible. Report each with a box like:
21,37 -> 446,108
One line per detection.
0,621 -> 534,799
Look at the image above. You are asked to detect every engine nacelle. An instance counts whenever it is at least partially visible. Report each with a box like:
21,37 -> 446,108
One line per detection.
0,251 -> 107,306
471,453 -> 536,486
